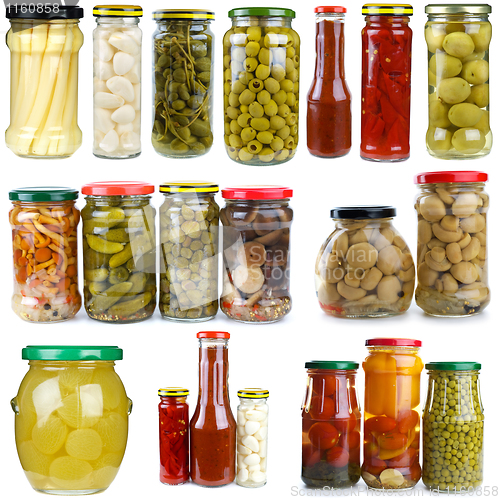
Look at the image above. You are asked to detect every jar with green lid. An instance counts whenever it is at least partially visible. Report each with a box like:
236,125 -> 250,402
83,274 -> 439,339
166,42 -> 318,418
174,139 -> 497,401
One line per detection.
422,362 -> 484,492
159,182 -> 219,321
152,10 -> 215,158
223,8 -> 300,165
425,4 -> 492,159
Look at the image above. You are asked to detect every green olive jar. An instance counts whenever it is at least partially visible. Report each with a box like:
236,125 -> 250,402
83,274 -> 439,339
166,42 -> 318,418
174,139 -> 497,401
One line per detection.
152,10 -> 214,158
422,362 -> 484,492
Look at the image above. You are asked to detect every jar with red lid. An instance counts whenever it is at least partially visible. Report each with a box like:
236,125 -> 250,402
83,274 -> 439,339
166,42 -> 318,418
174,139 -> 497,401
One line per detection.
81,181 -> 156,322
360,4 -> 413,162
414,171 -> 489,317
220,186 -> 293,323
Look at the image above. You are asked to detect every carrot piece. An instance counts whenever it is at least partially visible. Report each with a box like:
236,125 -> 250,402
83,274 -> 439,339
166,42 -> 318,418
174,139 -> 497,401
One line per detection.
35,247 -> 52,262
66,265 -> 77,278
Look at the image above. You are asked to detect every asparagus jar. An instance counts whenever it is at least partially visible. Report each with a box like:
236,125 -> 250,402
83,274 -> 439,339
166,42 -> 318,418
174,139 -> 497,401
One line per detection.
152,10 -> 215,158
9,187 -> 82,323
5,4 -> 84,158
422,362 -> 484,492
425,4 -> 492,159
236,389 -> 269,488
81,181 -> 156,323
93,5 -> 143,159
223,8 -> 300,165
11,345 -> 132,495
315,207 -> 415,318
414,171 -> 489,317
159,182 -> 219,322
220,186 -> 293,323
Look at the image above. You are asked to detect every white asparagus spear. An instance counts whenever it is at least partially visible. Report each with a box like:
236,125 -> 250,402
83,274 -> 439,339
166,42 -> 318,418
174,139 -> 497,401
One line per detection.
8,28 -> 21,121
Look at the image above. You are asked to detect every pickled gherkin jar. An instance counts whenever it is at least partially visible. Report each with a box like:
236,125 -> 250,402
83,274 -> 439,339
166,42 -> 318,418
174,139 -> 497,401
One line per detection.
422,362 -> 484,492
81,182 -> 156,323
159,183 -> 219,321
152,10 -> 214,158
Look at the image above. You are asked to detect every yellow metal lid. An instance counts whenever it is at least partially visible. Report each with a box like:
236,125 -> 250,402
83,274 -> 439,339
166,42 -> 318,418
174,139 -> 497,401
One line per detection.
153,9 -> 215,20
238,388 -> 270,399
425,4 -> 491,15
362,3 -> 413,15
159,182 -> 219,193
158,387 -> 189,397
93,5 -> 143,17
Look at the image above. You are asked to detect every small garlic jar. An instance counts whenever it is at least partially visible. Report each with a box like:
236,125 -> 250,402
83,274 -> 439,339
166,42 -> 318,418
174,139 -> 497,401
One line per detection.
236,389 -> 269,488
93,5 -> 142,159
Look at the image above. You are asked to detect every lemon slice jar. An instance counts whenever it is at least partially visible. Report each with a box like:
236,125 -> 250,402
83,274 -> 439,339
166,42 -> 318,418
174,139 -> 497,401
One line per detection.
11,346 -> 132,495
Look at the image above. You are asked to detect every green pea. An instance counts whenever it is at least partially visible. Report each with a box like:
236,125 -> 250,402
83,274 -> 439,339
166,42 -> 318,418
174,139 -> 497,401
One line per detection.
249,101 -> 264,118
251,117 -> 270,131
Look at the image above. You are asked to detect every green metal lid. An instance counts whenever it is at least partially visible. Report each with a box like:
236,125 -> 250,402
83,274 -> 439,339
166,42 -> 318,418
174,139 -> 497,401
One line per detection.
426,362 -> 481,371
9,187 -> 79,202
228,7 -> 296,18
305,361 -> 359,370
22,346 -> 123,361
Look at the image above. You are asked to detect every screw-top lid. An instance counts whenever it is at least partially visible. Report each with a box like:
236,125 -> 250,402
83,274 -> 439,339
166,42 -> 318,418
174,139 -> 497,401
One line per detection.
315,6 -> 347,13
197,331 -> 230,339
222,186 -> 293,200
153,9 -> 215,20
425,4 -> 491,15
331,206 -> 396,220
94,5 -> 143,17
426,362 -> 481,371
414,171 -> 488,185
362,3 -> 413,15
82,181 -> 154,196
366,338 -> 422,347
22,346 -> 123,361
229,7 -> 295,18
6,4 -> 84,19
238,388 -> 270,399
305,361 -> 359,370
9,187 -> 79,202
158,387 -> 189,397
160,182 -> 219,193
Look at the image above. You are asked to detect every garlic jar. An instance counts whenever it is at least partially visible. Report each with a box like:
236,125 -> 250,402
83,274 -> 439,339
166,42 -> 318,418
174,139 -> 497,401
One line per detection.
236,389 -> 269,488
93,5 -> 142,159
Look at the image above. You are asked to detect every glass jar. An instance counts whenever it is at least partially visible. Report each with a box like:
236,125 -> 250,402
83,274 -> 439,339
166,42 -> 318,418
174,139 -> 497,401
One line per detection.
307,6 -> 351,158
414,171 -> 489,317
362,338 -> 423,490
5,5 -> 84,158
301,361 -> 361,489
422,362 -> 484,492
9,187 -> 82,323
81,181 -> 156,323
190,332 -> 236,487
152,10 -> 215,158
425,4 -> 492,159
158,387 -> 189,485
223,8 -> 300,165
220,186 -> 293,323
315,207 -> 415,318
93,5 -> 143,159
236,389 -> 269,488
360,4 -> 413,161
11,345 -> 132,495
159,182 -> 219,322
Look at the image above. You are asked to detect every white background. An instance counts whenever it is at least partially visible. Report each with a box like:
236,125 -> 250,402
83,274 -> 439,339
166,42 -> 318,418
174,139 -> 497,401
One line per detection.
0,0 -> 498,498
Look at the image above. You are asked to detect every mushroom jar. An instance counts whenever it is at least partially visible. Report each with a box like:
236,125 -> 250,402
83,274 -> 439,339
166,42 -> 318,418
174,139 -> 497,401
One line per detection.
220,186 -> 293,323
315,207 -> 415,318
414,171 -> 489,317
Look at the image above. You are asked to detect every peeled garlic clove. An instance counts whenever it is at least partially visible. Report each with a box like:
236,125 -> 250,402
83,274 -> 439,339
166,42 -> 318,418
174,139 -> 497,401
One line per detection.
248,464 -> 260,472
106,76 -> 135,102
243,453 -> 260,466
94,59 -> 115,81
113,51 -> 135,76
95,92 -> 125,109
122,28 -> 142,46
125,63 -> 140,84
237,454 -> 247,468
120,131 -> 140,152
237,468 -> 249,483
380,468 -> 405,487
116,122 -> 134,135
237,425 -> 246,437
250,470 -> 266,483
111,104 -> 136,124
246,410 -> 266,422
94,78 -> 109,94
94,130 -> 105,149
254,425 -> 267,440
132,84 -> 141,111
237,444 -> 252,456
95,38 -> 115,62
99,129 -> 119,153
258,439 -> 267,458
132,113 -> 141,132
94,108 -> 115,134
241,435 -> 259,453
108,32 -> 139,55
237,410 -> 247,426
260,457 -> 267,471
244,420 -> 261,436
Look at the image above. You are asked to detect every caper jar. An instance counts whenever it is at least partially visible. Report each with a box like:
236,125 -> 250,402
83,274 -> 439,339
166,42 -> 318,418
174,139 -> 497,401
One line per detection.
223,8 -> 300,165
422,362 -> 484,492
414,171 -> 489,317
81,181 -> 156,323
425,4 -> 492,159
159,182 -> 219,322
315,207 -> 415,318
152,10 -> 215,158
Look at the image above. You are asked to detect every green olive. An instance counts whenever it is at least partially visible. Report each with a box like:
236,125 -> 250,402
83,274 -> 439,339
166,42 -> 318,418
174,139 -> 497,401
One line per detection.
448,103 -> 483,127
249,78 -> 264,93
452,128 -> 486,154
251,117 -> 270,132
430,52 -> 462,78
255,64 -> 271,80
425,25 -> 446,52
469,23 -> 492,52
437,77 -> 471,104
429,100 -> 451,128
239,89 -> 256,106
264,100 -> 278,117
461,60 -> 489,85
245,41 -> 260,57
249,101 -> 264,118
241,127 -> 257,142
427,126 -> 453,153
247,140 -> 263,154
244,57 -> 258,72
257,131 -> 273,144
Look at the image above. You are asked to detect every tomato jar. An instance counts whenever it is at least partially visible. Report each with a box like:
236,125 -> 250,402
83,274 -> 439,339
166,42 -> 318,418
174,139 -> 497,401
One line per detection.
360,4 -> 413,161
301,361 -> 361,488
220,186 -> 293,323
422,362 -> 484,492
159,387 -> 189,485
9,187 -> 82,323
93,5 -> 143,159
223,8 -> 300,165
425,4 -> 492,159
414,171 -> 489,317
159,182 -> 219,322
236,388 -> 269,488
315,207 -> 415,318
6,4 -> 84,158
81,182 -> 156,323
362,338 -> 423,490
307,6 -> 351,158
11,345 -> 132,495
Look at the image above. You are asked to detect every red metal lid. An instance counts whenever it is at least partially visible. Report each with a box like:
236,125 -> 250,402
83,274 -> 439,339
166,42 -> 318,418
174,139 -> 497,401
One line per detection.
221,186 -> 293,200
366,338 -> 422,347
315,6 -> 347,13
197,331 -> 230,339
414,171 -> 488,185
82,181 -> 155,196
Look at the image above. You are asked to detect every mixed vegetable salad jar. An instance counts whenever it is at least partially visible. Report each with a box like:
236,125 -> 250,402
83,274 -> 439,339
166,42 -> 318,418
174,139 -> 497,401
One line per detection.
5,4 -> 84,158
223,8 -> 300,165
9,187 -> 82,322
152,10 -> 215,158
81,181 -> 156,323
11,346 -> 132,495
93,5 -> 143,159
425,4 -> 492,159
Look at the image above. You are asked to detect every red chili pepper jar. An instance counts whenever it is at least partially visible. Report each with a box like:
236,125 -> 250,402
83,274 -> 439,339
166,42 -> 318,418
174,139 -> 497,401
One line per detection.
360,4 -> 413,162
159,387 -> 190,485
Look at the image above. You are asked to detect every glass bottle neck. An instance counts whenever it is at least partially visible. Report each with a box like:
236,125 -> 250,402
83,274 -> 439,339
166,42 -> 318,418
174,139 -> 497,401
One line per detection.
365,15 -> 410,27
159,396 -> 188,404
197,339 -> 230,407
96,18 -> 140,27
314,15 -> 345,80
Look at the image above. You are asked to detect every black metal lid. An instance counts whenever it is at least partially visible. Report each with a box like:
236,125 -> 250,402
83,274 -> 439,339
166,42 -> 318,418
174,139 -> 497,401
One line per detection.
330,206 -> 397,220
6,4 -> 84,20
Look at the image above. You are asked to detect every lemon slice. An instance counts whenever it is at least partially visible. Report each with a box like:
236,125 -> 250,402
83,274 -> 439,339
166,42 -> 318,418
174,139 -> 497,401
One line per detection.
66,429 -> 103,461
